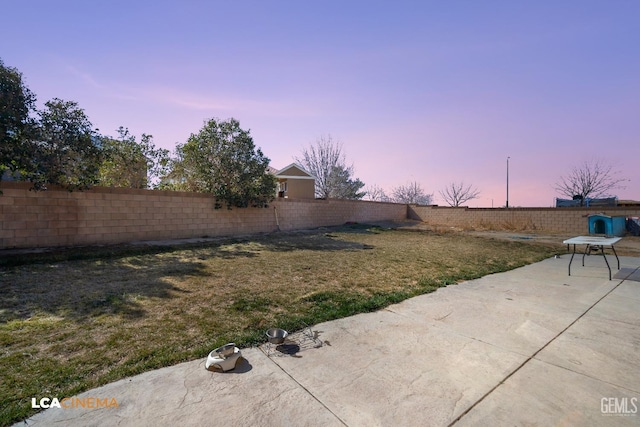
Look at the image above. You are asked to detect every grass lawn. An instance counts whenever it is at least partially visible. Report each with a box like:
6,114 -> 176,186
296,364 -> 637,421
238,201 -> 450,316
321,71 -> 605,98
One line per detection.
0,224 -> 560,426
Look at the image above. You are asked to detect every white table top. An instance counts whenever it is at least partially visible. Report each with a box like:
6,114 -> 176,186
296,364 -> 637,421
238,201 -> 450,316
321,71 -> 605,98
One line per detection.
563,236 -> 622,246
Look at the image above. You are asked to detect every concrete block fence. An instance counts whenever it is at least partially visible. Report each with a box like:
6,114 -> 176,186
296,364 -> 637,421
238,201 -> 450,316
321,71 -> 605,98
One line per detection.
0,182 -> 406,249
408,205 -> 640,235
1,181 -> 638,250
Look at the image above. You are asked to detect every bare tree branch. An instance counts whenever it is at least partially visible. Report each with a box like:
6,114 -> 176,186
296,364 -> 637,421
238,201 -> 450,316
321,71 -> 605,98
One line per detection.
555,159 -> 627,204
439,181 -> 480,207
364,184 -> 390,202
391,181 -> 432,204
295,135 -> 364,199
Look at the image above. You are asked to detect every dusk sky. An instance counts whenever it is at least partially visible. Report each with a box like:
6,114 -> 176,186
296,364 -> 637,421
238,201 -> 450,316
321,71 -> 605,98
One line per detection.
3,1 -> 638,207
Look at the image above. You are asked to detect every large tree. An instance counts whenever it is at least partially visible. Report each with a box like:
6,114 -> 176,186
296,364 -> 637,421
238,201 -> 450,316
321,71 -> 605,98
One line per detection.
391,181 -> 433,205
555,159 -> 627,205
25,99 -> 102,191
439,181 -> 480,207
0,58 -> 37,180
159,143 -> 199,192
1,60 -> 102,191
295,135 -> 365,199
326,165 -> 366,199
99,127 -> 170,189
164,118 -> 276,209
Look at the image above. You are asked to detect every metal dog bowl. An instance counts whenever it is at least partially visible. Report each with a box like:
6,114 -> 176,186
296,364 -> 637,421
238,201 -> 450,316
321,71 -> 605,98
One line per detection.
214,343 -> 236,358
266,328 -> 288,344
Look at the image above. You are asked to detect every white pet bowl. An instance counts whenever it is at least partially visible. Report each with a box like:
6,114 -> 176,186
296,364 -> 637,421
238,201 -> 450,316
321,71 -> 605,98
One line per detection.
206,345 -> 241,372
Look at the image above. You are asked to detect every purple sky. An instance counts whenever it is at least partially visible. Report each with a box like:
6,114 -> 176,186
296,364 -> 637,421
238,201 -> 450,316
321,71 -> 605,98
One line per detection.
3,1 -> 638,206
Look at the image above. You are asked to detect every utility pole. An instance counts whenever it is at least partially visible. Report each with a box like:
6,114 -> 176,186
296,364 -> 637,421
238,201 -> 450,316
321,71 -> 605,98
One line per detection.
506,156 -> 510,208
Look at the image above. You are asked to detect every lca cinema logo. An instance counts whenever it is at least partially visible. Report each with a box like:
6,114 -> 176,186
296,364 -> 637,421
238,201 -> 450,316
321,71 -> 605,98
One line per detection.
601,397 -> 638,416
31,397 -> 119,409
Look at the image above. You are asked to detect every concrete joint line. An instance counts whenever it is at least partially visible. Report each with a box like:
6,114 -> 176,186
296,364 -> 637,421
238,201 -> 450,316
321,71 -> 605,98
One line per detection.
448,277 -> 627,426
531,356 -> 640,395
259,348 -> 350,427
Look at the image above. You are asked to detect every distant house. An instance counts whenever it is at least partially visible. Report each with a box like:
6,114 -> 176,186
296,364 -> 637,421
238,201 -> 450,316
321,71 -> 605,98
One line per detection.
555,197 -> 618,207
272,163 -> 316,199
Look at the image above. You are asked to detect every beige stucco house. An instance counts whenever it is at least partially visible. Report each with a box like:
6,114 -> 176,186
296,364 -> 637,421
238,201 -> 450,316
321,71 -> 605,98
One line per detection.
272,163 -> 316,199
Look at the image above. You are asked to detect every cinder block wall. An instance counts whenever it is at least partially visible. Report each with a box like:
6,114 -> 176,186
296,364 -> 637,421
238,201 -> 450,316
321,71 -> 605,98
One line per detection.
408,205 -> 640,234
3,181 -> 638,249
0,182 -> 407,249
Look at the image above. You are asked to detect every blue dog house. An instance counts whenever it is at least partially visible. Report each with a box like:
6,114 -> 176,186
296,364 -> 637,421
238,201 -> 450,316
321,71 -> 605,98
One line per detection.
588,214 -> 626,236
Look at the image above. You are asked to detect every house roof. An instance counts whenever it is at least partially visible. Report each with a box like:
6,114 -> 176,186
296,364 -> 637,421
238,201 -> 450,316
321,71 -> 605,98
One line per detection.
274,163 -> 316,180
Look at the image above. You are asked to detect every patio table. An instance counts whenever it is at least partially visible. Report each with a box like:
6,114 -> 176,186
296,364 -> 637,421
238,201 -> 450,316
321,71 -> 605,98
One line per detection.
563,236 -> 621,280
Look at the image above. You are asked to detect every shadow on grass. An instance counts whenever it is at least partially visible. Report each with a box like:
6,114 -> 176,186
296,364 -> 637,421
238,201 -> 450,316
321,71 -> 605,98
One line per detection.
0,242 -> 258,268
260,234 -> 374,252
0,254 -> 207,323
0,223 -> 385,268
0,223 -> 389,324
257,223 -> 384,252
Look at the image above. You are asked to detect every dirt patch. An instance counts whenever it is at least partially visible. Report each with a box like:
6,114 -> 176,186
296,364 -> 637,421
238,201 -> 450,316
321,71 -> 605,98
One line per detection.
374,219 -> 640,257
466,231 -> 640,257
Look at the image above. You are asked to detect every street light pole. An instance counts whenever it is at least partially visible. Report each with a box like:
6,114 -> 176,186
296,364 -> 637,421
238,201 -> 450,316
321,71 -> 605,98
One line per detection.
506,156 -> 510,208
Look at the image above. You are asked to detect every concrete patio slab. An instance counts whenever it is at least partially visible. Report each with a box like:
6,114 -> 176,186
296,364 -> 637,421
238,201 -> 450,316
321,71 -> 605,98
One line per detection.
456,359 -> 639,427
20,348 -> 344,427
534,312 -> 640,393
384,259 -> 622,356
269,311 -> 527,427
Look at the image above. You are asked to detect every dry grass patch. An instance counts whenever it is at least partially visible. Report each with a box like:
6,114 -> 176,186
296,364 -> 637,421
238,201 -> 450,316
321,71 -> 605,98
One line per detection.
0,224 -> 559,425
